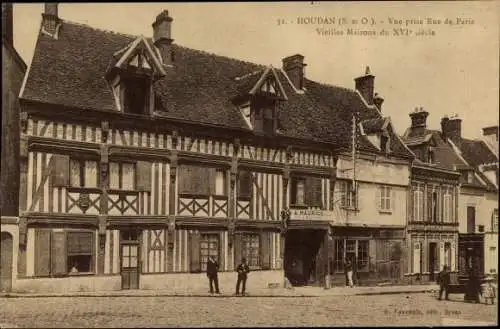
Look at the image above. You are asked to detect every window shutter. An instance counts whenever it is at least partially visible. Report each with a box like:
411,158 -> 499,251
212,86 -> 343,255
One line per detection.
439,241 -> 445,271
35,229 -> 51,276
190,232 -> 201,273
238,171 -> 252,198
260,231 -> 270,270
208,168 -> 217,196
135,161 -> 151,191
413,242 -> 421,273
377,186 -> 382,210
234,233 -> 242,268
450,242 -> 456,271
51,155 -> 69,187
51,230 -> 67,276
391,189 -> 396,212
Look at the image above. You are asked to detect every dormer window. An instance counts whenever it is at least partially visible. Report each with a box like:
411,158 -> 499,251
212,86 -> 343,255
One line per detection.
123,75 -> 150,115
380,134 -> 390,153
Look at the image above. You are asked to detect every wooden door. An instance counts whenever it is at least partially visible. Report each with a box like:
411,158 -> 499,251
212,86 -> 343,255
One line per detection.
0,232 -> 13,292
121,243 -> 140,290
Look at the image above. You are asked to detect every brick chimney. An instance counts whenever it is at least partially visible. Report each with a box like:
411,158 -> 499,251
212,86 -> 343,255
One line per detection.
282,54 -> 307,90
42,3 -> 60,37
354,66 -> 375,105
441,115 -> 462,143
409,107 -> 429,135
152,10 -> 174,65
373,93 -> 384,111
482,126 -> 499,141
2,3 -> 13,45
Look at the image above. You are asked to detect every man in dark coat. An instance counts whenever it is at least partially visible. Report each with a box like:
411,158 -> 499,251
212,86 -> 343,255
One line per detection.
236,257 -> 250,296
344,257 -> 354,287
437,265 -> 451,301
206,255 -> 220,294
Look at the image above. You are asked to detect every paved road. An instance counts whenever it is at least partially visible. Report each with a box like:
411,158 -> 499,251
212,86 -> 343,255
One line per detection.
0,293 -> 497,327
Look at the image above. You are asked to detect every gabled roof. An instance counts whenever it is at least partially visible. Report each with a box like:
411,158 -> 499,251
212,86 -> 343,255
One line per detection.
20,18 -> 414,158
455,138 -> 498,168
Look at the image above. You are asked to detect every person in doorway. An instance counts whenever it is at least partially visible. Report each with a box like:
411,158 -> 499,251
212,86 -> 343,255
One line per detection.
465,267 -> 482,303
437,265 -> 451,301
206,255 -> 220,294
236,257 -> 250,296
344,257 -> 354,287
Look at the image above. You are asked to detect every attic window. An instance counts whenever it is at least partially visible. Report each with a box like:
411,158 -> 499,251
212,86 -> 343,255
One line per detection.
467,171 -> 473,184
428,149 -> 435,164
123,76 -> 150,115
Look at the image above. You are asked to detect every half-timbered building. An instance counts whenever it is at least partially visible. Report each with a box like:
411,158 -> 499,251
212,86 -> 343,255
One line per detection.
8,5 -> 415,292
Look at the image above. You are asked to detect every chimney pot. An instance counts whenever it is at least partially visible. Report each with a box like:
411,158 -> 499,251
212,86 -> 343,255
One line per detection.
409,107 -> 429,135
282,54 -> 306,90
442,115 -> 462,143
152,10 -> 174,65
354,67 -> 375,105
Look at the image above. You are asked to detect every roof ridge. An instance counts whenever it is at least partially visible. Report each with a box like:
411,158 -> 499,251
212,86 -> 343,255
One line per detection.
305,77 -> 358,95
61,19 -> 137,39
172,43 -> 267,69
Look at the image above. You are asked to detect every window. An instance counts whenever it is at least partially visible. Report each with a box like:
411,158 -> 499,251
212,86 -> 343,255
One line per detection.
338,180 -> 356,209
242,234 -> 260,269
478,225 -> 485,233
380,134 -> 389,153
444,242 -> 451,268
109,162 -> 136,190
427,187 -> 440,222
334,239 -> 370,273
123,76 -> 150,115
492,209 -> 498,232
200,234 -> 219,272
67,232 -> 94,274
34,229 -> 95,277
467,206 -> 476,233
432,191 -> 438,222
413,185 -> 424,221
357,240 -> 369,271
443,188 -> 452,223
178,165 -> 226,196
69,159 -> 98,188
238,170 -> 252,198
291,177 -> 305,205
467,172 -> 473,184
262,107 -> 274,135
379,186 -> 392,212
291,176 -> 322,208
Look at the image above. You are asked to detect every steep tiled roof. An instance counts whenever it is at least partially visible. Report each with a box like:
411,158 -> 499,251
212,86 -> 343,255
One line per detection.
21,19 -> 413,158
456,138 -> 498,167
362,117 -> 385,134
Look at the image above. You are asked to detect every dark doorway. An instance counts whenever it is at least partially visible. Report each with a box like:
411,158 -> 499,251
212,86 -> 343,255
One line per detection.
284,229 -> 325,286
429,242 -> 437,281
0,232 -> 13,292
120,230 -> 140,290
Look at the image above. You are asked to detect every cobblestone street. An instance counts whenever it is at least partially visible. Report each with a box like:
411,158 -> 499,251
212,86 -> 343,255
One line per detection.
0,292 -> 497,327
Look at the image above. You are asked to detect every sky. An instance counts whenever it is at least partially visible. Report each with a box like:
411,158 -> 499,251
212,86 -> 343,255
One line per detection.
12,2 -> 499,140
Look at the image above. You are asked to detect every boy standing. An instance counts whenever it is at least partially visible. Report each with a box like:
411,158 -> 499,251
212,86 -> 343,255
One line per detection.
236,257 -> 250,296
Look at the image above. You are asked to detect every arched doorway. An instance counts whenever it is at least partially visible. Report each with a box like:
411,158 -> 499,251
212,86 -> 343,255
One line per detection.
0,232 -> 14,292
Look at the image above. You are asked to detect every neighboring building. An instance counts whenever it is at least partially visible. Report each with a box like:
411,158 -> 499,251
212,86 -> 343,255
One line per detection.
5,5 -> 416,293
443,118 -> 498,275
1,3 -> 27,292
402,108 -> 462,283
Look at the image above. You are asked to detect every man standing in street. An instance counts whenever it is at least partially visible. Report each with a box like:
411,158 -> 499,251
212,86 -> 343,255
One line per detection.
344,257 -> 354,287
236,257 -> 250,296
207,255 -> 220,294
437,265 -> 450,301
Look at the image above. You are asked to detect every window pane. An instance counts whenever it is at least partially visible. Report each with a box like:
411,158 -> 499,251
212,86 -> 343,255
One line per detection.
122,256 -> 130,268
335,239 -> 344,272
67,232 -> 93,255
84,160 -> 98,188
122,163 -> 135,190
70,159 -> 81,187
109,162 -> 120,189
123,245 -> 130,256
68,255 -> 92,273
130,256 -> 137,267
346,240 -> 356,252
296,180 -> 305,205
215,169 -> 225,195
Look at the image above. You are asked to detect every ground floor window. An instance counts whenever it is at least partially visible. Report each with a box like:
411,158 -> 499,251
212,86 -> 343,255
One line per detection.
334,239 -> 369,273
34,229 -> 95,277
444,242 -> 452,268
242,233 -> 260,269
200,234 -> 219,272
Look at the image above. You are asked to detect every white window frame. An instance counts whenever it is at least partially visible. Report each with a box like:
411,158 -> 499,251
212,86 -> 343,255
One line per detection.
338,180 -> 355,209
240,103 -> 252,129
379,185 -> 392,212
